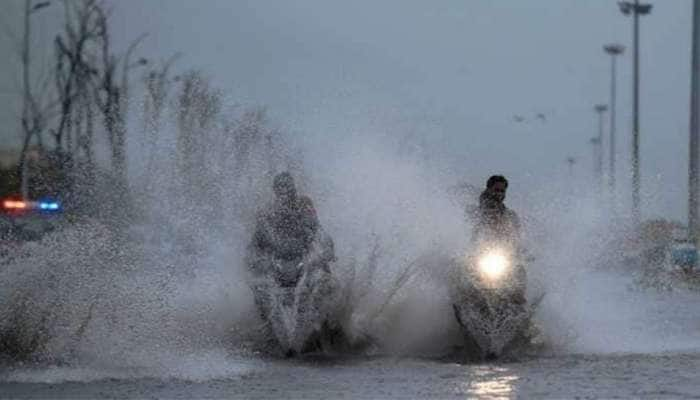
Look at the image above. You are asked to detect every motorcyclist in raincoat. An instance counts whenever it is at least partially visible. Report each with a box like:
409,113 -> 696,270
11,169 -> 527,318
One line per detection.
250,172 -> 334,270
246,172 -> 342,355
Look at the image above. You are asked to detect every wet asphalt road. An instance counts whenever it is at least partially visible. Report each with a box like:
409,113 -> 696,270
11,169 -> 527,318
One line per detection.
2,352 -> 700,399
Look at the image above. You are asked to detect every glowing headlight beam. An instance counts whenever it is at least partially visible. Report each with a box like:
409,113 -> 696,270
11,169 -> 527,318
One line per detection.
477,252 -> 509,280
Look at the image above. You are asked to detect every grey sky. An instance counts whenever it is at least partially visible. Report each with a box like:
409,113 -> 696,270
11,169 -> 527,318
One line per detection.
0,0 -> 694,220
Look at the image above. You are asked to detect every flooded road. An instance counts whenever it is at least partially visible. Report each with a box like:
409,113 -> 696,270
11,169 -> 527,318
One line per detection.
3,352 -> 700,399
3,213 -> 700,399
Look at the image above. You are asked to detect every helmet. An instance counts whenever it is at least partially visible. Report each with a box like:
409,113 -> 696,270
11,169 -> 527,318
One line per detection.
273,172 -> 296,198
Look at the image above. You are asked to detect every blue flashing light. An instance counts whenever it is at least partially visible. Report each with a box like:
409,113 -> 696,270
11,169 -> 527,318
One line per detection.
39,202 -> 60,211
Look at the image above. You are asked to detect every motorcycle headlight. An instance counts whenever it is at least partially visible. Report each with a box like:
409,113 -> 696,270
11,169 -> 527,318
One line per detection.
477,251 -> 510,280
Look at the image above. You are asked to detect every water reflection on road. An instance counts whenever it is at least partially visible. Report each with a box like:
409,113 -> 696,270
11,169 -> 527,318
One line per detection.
467,366 -> 519,399
3,353 -> 700,399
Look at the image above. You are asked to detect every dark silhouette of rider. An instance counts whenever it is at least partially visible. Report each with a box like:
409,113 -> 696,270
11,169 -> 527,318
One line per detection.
472,175 -> 527,305
251,172 -> 322,263
472,175 -> 520,245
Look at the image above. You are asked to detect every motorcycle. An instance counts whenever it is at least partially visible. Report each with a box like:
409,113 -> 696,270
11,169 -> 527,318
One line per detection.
247,232 -> 346,357
450,243 -> 540,359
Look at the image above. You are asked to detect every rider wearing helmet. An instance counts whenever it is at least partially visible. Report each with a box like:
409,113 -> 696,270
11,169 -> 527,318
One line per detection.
249,172 -> 334,274
247,172 -> 342,355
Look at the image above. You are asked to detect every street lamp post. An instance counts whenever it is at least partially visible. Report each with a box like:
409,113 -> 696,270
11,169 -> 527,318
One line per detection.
619,0 -> 652,223
594,104 -> 609,192
690,0 -> 700,243
589,137 -> 601,185
566,156 -> 576,179
604,44 -> 625,200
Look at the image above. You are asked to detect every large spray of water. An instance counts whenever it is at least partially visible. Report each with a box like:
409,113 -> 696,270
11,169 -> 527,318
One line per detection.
2,98 -> 700,382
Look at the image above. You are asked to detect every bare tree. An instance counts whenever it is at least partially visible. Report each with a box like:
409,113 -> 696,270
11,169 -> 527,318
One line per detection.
143,54 -> 180,138
91,3 -> 147,184
173,70 -> 221,186
52,0 -> 103,164
17,0 -> 55,197
227,107 -> 269,177
142,53 -> 180,169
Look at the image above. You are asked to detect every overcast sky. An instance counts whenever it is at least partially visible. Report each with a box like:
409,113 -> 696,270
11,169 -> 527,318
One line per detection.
0,0 -> 694,220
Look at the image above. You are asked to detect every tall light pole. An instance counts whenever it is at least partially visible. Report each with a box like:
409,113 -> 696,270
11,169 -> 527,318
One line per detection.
619,0 -> 652,223
566,156 -> 576,178
604,44 -> 625,199
690,0 -> 700,243
594,104 -> 609,191
589,137 -> 601,185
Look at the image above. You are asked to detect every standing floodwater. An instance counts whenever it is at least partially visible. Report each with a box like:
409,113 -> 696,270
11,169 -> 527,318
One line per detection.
3,353 -> 700,399
2,0 -> 700,398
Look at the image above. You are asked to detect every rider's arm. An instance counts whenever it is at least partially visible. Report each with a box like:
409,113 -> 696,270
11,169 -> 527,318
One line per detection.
251,213 -> 272,254
508,210 -> 525,254
298,196 -> 336,264
510,211 -> 521,237
247,212 -> 274,275
298,196 -> 320,234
